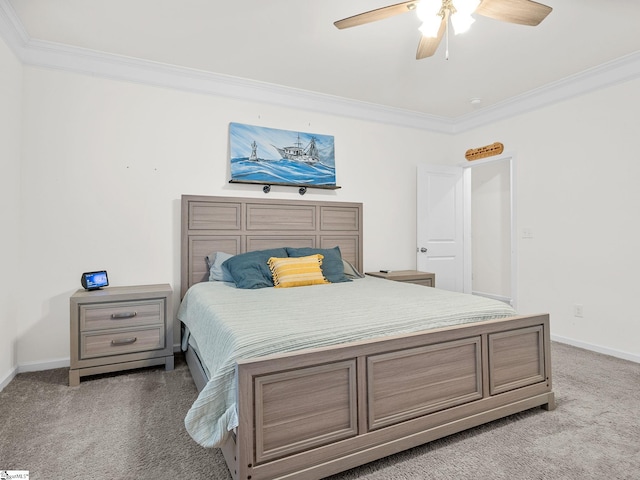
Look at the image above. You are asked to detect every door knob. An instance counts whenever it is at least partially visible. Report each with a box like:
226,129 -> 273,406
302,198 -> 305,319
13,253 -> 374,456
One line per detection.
420,247 -> 428,253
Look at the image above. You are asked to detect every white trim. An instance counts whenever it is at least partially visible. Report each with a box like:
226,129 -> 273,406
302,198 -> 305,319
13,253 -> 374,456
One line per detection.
0,0 -> 453,134
0,366 -> 18,392
13,346 -> 182,373
20,39 -> 455,133
462,168 -> 472,294
454,52 -> 640,132
5,348 -> 182,381
471,291 -> 512,305
1,0 -> 639,133
552,335 -> 640,364
17,357 -> 70,373
0,0 -> 28,50
1,347 -> 182,383
509,156 -> 518,311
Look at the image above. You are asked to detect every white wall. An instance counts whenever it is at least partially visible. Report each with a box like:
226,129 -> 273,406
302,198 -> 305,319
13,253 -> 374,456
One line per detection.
17,66 -> 450,366
471,160 -> 511,299
452,78 -> 640,360
0,35 -> 22,386
7,48 -> 640,370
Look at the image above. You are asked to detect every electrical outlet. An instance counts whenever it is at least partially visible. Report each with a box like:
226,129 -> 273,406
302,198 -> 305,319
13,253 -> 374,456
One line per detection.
574,304 -> 584,318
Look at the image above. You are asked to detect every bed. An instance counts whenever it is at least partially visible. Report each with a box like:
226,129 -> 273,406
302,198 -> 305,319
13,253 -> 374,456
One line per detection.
178,194 -> 555,480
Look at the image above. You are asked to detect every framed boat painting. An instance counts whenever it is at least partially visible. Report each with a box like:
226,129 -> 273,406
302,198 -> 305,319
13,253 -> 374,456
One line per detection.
229,123 -> 339,191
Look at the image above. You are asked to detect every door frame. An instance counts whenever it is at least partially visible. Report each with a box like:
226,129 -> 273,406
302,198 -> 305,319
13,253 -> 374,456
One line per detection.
461,153 -> 517,309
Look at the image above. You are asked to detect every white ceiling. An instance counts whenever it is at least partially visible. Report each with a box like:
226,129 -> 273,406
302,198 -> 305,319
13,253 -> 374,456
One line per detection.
5,0 -> 640,119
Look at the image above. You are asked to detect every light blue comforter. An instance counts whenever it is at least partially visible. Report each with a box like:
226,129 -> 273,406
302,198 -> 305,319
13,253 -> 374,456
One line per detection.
177,277 -> 515,448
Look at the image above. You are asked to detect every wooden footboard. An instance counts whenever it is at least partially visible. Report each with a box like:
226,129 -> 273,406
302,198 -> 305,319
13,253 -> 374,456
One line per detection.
227,313 -> 554,480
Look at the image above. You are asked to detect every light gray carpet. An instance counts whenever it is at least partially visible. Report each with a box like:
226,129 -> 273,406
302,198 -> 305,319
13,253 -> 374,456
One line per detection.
1,342 -> 638,480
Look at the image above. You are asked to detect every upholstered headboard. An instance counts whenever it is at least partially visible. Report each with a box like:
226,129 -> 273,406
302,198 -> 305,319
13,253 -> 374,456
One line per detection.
180,195 -> 363,297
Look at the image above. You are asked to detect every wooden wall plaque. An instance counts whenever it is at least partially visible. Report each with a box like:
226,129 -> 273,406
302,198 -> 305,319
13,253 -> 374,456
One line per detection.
465,142 -> 504,161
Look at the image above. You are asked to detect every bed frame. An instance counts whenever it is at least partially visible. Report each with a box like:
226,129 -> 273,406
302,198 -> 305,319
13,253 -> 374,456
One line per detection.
180,194 -> 555,480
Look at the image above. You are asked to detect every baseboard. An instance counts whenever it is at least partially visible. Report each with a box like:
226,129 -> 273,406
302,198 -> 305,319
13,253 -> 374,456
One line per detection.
472,291 -> 513,306
0,366 -> 18,392
551,334 -> 640,364
17,357 -> 70,373
12,346 -> 183,376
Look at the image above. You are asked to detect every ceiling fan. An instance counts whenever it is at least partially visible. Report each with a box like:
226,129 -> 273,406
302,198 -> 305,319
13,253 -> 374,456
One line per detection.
334,0 -> 552,60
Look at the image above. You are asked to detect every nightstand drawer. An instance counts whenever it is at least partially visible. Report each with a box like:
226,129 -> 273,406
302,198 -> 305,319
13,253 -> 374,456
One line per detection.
80,299 -> 164,331
80,325 -> 164,359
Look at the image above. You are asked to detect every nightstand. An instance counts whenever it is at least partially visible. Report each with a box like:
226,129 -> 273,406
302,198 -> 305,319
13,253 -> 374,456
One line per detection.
69,284 -> 174,386
366,270 -> 436,287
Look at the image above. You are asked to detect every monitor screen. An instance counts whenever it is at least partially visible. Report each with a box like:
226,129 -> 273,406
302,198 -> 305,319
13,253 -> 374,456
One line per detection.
82,271 -> 109,289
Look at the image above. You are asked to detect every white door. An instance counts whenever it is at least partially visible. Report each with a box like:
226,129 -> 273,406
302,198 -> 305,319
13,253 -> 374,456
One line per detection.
416,164 -> 466,292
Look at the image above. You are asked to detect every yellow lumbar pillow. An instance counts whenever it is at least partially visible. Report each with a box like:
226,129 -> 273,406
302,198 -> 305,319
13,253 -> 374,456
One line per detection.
268,254 -> 329,288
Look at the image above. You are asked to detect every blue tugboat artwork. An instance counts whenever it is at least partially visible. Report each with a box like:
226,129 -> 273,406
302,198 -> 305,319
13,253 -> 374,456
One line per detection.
229,123 -> 336,187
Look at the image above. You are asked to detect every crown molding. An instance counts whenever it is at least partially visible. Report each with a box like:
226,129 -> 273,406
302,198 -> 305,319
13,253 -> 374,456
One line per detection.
0,0 -> 454,133
0,0 -> 27,49
20,37 -> 457,133
454,51 -> 640,132
1,0 -> 639,134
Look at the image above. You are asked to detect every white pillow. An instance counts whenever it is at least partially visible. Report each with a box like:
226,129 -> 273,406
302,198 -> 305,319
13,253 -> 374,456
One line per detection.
206,252 -> 235,282
342,259 -> 365,279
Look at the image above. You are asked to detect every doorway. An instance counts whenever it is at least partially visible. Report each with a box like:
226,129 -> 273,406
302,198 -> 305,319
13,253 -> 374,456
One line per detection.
469,158 -> 513,305
416,155 -> 516,308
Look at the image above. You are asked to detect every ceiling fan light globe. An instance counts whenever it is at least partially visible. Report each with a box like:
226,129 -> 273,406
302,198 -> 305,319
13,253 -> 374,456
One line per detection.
451,12 -> 475,34
416,0 -> 442,21
419,17 -> 441,38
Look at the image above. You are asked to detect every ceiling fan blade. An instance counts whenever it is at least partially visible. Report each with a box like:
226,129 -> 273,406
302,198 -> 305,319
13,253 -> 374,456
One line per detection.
416,16 -> 446,59
334,1 -> 418,29
475,0 -> 552,26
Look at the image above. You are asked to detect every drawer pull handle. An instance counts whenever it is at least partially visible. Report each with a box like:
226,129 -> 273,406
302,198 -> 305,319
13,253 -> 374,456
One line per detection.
111,312 -> 137,320
111,337 -> 137,346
